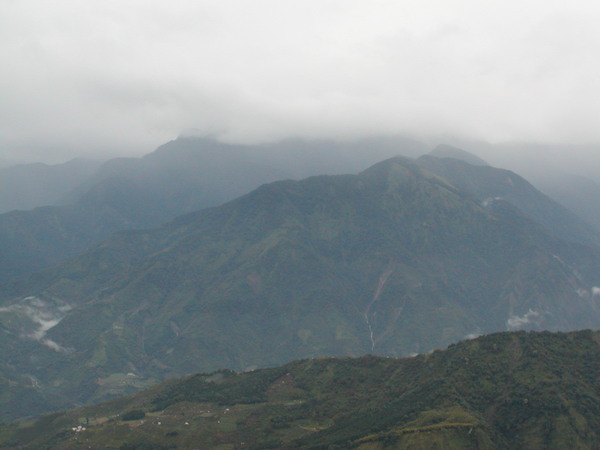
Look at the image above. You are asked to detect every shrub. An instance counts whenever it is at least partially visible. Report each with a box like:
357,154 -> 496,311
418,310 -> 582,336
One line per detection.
121,410 -> 146,421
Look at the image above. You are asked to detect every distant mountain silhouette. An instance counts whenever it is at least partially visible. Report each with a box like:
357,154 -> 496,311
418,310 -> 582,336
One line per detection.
0,158 -> 101,214
0,136 -> 427,283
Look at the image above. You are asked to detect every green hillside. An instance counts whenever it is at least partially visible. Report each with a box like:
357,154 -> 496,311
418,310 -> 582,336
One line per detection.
2,156 -> 600,421
0,137 -> 425,284
3,330 -> 600,449
417,154 -> 600,246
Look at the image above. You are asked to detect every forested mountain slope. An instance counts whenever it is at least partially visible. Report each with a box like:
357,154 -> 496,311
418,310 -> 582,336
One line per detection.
3,330 -> 600,449
2,156 -> 600,420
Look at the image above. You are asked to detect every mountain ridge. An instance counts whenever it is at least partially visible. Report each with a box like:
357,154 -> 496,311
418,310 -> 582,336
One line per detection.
2,155 -> 600,420
3,330 -> 600,449
0,158 -> 102,214
416,154 -> 600,246
0,137 -> 427,284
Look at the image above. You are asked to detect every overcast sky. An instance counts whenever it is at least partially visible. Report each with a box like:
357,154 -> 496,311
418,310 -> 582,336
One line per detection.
2,0 -> 600,164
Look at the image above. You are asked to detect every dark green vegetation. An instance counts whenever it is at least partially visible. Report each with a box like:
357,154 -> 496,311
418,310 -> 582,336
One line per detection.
2,154 -> 600,421
3,330 -> 600,449
0,136 -> 426,283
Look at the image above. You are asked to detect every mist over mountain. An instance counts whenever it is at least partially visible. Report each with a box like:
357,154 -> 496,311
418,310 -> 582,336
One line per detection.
0,159 -> 102,214
4,136 -> 600,289
0,136 -> 427,284
417,152 -> 600,247
2,154 -> 600,420
4,3 -> 600,445
66,136 -> 428,222
443,140 -> 600,232
516,170 -> 600,232
428,144 -> 490,166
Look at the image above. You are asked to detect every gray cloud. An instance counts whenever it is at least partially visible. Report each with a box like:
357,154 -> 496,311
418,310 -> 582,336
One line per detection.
2,0 -> 600,163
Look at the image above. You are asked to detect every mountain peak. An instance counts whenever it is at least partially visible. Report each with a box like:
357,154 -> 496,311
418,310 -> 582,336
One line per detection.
428,144 -> 489,166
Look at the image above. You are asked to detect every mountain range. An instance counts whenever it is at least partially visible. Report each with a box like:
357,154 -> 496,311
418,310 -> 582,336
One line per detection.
4,137 -> 600,286
0,158 -> 102,215
0,136 -> 427,284
2,152 -> 600,421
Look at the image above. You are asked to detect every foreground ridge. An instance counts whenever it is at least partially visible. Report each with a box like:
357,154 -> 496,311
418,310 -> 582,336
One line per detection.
2,330 -> 600,449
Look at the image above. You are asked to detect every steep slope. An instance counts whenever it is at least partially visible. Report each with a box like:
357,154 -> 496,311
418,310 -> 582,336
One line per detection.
417,154 -> 600,247
526,170 -> 600,232
445,141 -> 600,235
4,330 -> 600,449
2,156 -> 600,420
0,137 -> 426,284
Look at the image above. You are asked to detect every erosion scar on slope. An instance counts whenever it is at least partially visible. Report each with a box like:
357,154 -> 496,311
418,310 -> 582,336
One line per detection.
364,267 -> 394,352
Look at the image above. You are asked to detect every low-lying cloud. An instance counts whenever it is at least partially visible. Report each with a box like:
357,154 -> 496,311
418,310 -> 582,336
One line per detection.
3,1 -> 600,163
0,296 -> 72,353
507,309 -> 541,330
